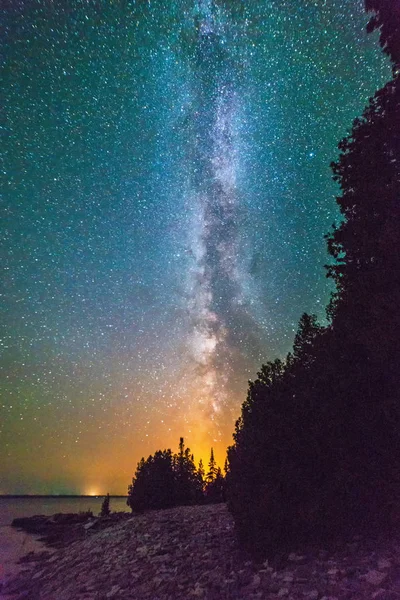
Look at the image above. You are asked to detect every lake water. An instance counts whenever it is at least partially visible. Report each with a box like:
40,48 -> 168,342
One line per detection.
0,496 -> 130,589
0,496 -> 129,528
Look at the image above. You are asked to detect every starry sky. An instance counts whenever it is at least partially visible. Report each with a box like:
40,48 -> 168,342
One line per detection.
1,0 -> 391,495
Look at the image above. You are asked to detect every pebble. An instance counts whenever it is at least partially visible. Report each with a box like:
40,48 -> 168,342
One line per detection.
304,591 -> 319,599
377,558 -> 392,570
3,504 -> 400,600
106,585 -> 121,598
364,569 -> 388,586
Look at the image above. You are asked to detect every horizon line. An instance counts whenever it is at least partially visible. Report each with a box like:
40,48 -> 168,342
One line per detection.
0,494 -> 128,498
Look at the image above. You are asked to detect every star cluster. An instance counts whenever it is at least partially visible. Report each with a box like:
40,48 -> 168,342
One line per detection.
1,0 -> 390,493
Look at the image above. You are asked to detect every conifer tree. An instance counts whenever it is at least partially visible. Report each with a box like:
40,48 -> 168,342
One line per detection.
100,493 -> 110,517
226,3 -> 400,554
205,466 -> 225,504
127,449 -> 175,512
198,458 -> 205,480
365,0 -> 400,69
206,447 -> 218,484
292,313 -> 323,365
127,438 -> 205,511
174,437 -> 199,505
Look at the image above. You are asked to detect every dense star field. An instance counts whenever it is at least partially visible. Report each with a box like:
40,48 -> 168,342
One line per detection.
1,0 -> 391,494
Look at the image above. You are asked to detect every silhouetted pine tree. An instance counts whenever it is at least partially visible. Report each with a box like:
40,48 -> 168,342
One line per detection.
100,493 -> 110,517
127,438 -> 206,512
174,438 -> 202,505
203,449 -> 226,503
127,449 -> 175,512
324,72 -> 400,519
227,314 -> 326,555
206,448 -> 218,484
198,458 -> 205,481
365,0 -> 400,71
227,15 -> 400,552
205,466 -> 225,503
197,458 -> 205,498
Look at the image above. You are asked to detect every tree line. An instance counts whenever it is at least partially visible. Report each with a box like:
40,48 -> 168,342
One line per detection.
125,0 -> 400,558
127,438 -> 225,512
226,0 -> 400,556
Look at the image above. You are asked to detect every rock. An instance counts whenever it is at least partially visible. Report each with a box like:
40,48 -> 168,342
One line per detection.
364,569 -> 388,586
269,582 -> 284,593
5,504 -> 400,600
151,553 -> 171,563
47,554 -> 58,563
344,566 -> 359,577
152,576 -> 163,588
136,545 -> 148,557
304,591 -> 319,599
288,553 -> 307,563
32,569 -> 45,580
372,591 -> 398,600
191,582 -> 205,597
237,568 -> 252,587
372,590 -> 387,599
295,565 -> 312,579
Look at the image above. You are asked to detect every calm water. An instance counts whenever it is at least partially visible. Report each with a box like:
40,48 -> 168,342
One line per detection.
0,496 -> 130,527
0,496 -> 131,583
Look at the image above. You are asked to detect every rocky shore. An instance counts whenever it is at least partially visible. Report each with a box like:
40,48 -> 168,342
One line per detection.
2,503 -> 400,599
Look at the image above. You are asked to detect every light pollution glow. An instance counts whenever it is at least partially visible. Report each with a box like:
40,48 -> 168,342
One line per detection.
1,0 -> 391,494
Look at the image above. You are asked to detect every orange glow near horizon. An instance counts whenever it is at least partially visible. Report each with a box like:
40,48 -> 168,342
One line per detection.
2,368 -> 242,495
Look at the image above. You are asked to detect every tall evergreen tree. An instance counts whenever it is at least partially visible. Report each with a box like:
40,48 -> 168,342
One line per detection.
205,466 -> 225,504
100,493 -> 111,517
227,27 -> 400,552
198,458 -> 205,481
127,449 -> 175,512
206,448 -> 218,484
326,77 -> 400,396
174,437 -> 200,505
365,0 -> 400,69
127,438 -> 206,512
292,313 -> 323,365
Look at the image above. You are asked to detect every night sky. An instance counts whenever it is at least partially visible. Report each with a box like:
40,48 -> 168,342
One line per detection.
2,0 -> 391,494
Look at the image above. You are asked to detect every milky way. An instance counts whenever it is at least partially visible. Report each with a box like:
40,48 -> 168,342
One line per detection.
1,0 -> 391,493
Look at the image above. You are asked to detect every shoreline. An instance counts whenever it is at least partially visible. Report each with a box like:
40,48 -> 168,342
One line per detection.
0,524 -> 53,599
2,504 -> 400,599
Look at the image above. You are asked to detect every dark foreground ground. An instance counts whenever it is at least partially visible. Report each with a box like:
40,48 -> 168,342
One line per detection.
3,503 -> 400,599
